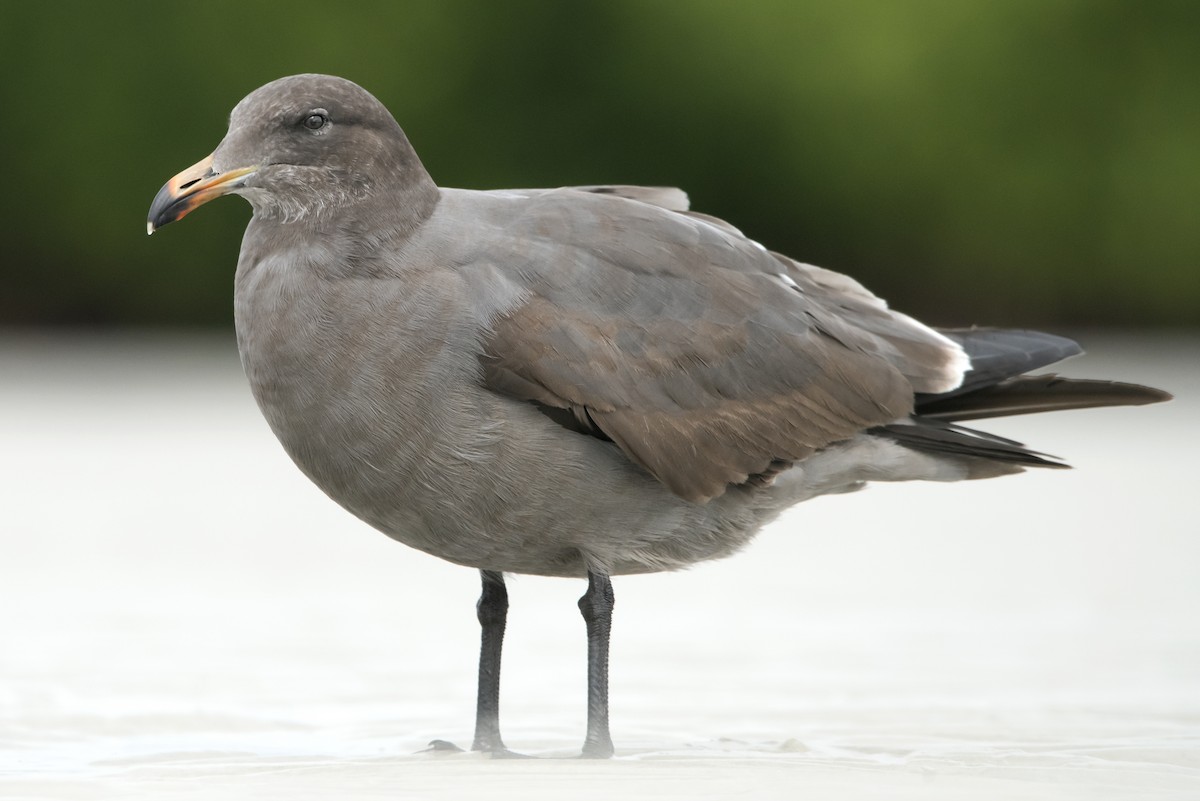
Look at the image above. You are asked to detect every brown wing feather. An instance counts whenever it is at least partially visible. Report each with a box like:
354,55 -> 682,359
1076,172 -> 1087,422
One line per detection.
476,192 -> 954,503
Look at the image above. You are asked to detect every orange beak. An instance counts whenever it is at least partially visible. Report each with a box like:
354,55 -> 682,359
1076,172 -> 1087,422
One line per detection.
146,154 -> 257,234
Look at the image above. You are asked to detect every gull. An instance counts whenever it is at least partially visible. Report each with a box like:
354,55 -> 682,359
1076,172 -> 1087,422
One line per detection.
148,74 -> 1169,757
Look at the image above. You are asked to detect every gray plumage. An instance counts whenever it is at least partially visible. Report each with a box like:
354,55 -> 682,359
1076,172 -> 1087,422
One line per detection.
147,74 -> 1170,756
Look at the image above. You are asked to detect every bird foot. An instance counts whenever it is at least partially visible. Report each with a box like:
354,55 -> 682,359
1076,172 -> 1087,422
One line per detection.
421,739 -> 530,759
580,739 -> 615,759
422,739 -> 465,753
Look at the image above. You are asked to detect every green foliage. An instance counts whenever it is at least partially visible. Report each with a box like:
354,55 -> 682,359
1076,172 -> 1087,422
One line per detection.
2,0 -> 1196,326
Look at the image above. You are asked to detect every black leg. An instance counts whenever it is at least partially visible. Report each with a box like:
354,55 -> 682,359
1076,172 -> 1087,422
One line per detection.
472,569 -> 508,753
578,570 -> 615,758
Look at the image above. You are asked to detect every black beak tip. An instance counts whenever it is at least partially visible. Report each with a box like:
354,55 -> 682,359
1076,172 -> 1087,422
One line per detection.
146,182 -> 181,235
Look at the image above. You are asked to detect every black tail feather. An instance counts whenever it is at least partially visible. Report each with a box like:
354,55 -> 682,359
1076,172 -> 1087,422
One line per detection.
926,328 -> 1083,402
872,419 -> 1068,470
883,328 -> 1172,469
917,374 -> 1173,422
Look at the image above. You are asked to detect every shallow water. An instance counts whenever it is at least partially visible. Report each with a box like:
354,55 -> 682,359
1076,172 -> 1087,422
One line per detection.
1,331 -> 1198,800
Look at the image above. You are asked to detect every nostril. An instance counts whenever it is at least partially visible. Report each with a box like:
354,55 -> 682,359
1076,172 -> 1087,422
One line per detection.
179,169 -> 216,191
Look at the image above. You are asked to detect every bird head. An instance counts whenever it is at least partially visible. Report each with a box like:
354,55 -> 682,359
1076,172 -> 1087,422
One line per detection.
147,74 -> 427,234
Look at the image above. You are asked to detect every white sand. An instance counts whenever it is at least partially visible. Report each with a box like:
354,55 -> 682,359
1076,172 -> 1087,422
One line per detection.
1,332 -> 1197,800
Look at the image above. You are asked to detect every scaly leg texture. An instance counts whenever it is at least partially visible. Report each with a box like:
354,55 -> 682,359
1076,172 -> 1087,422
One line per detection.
472,569 -> 509,753
578,570 -> 615,758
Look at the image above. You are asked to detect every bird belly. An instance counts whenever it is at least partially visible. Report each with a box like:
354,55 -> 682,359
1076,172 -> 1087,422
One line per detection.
232,259 -> 785,577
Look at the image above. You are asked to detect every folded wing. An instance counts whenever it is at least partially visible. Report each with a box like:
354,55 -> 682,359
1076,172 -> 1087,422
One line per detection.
477,189 -> 968,502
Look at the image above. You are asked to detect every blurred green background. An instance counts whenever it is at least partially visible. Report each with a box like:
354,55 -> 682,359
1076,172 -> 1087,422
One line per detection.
1,0 -> 1196,328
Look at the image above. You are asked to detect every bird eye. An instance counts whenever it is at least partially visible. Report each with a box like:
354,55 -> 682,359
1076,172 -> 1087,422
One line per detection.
302,112 -> 329,131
